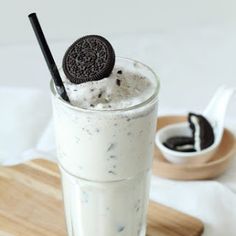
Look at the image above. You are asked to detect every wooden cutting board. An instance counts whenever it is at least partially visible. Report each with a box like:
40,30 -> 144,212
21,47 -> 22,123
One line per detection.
0,159 -> 204,236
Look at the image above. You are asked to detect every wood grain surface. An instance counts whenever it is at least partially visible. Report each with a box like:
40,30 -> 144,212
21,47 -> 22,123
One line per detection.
0,159 -> 204,236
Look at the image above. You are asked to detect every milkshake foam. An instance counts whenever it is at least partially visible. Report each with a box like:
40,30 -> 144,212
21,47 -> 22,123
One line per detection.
62,66 -> 156,110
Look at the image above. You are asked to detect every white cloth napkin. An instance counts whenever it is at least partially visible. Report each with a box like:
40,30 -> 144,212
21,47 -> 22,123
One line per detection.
1,30 -> 236,235
0,87 -> 55,165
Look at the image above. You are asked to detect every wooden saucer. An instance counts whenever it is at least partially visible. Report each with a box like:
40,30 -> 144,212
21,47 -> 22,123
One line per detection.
153,116 -> 236,180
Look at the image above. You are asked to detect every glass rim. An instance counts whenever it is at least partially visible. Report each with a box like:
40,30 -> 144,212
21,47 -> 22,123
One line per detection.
50,57 -> 160,113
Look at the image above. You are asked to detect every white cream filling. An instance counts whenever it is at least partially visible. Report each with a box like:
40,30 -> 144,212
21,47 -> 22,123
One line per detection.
190,116 -> 201,151
176,144 -> 195,151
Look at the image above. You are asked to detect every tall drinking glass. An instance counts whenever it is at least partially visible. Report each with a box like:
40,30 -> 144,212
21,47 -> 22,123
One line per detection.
50,58 -> 160,236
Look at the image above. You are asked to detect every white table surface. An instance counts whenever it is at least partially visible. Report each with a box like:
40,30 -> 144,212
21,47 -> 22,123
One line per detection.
0,29 -> 236,235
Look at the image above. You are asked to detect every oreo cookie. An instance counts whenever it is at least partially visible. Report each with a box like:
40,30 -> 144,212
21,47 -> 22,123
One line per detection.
164,136 -> 195,152
163,113 -> 214,153
63,35 -> 115,84
188,113 -> 214,151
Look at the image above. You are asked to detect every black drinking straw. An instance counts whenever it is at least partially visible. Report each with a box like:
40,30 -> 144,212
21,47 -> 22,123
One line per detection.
28,13 -> 70,102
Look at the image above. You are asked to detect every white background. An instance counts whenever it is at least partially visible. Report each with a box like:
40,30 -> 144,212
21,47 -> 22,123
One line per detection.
0,0 -> 236,44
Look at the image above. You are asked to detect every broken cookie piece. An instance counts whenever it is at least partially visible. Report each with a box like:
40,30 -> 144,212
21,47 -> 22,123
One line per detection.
188,113 -> 214,151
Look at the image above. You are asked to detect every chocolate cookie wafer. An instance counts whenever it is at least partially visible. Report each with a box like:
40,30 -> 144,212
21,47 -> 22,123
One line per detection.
63,35 -> 115,84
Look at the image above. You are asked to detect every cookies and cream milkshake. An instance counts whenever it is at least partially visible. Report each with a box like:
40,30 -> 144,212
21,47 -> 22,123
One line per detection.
51,36 -> 160,236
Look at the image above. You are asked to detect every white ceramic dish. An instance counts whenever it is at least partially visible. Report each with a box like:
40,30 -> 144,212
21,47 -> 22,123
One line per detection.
155,85 -> 235,165
155,123 -> 218,164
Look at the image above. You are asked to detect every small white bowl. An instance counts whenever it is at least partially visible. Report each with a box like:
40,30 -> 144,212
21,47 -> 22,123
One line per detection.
155,123 -> 218,164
